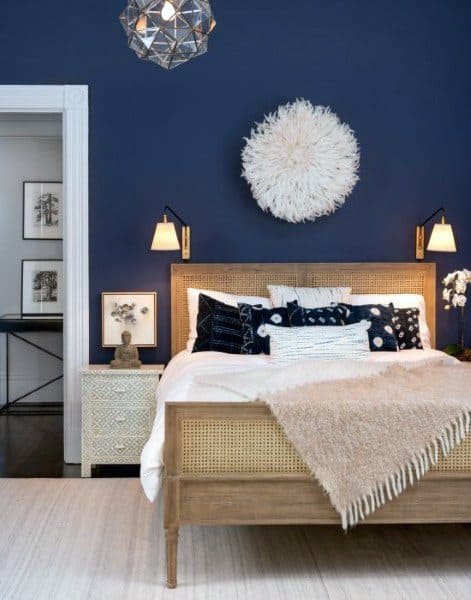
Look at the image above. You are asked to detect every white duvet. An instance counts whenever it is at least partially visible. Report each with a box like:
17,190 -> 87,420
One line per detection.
140,349 -> 458,501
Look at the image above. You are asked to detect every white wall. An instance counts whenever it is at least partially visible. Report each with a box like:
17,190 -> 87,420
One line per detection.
0,115 -> 63,405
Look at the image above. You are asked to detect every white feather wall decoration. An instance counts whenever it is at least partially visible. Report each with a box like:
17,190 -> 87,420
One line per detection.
241,99 -> 360,223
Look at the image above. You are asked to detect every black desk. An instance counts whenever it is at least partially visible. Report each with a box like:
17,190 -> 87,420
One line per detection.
0,315 -> 63,415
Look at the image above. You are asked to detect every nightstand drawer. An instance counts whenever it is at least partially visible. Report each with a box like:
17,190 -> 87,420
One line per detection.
84,375 -> 156,403
91,404 -> 153,436
92,435 -> 147,461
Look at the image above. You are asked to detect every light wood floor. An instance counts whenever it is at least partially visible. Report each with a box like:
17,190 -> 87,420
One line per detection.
0,479 -> 470,600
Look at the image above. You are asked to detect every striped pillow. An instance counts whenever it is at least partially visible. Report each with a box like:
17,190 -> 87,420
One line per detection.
265,321 -> 371,363
267,285 -> 351,308
192,294 -> 243,354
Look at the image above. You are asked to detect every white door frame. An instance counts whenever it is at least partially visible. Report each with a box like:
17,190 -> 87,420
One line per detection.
0,85 -> 89,463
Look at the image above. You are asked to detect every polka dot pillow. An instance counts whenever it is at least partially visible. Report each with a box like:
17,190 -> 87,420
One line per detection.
339,303 -> 398,352
391,306 -> 423,350
287,300 -> 348,327
238,304 -> 290,355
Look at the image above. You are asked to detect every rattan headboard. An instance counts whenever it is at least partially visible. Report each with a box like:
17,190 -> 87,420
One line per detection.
171,262 -> 436,355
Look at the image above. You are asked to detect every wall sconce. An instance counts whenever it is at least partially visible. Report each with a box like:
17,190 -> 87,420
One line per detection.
415,207 -> 457,261
151,205 -> 191,262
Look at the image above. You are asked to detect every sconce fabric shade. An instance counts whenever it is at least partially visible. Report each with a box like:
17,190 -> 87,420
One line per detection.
416,208 -> 457,260
427,222 -> 457,253
151,221 -> 180,251
151,206 -> 191,260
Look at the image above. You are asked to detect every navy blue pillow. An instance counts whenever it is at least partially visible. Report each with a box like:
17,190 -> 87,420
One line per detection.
287,301 -> 348,327
193,294 -> 243,354
340,303 -> 398,352
238,304 -> 290,355
392,306 -> 423,350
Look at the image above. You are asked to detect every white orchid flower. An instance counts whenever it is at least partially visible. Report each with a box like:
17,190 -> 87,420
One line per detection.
443,274 -> 453,286
452,293 -> 466,308
443,269 -> 469,317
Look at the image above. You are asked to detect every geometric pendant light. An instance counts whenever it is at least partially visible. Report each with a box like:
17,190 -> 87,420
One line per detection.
120,0 -> 216,70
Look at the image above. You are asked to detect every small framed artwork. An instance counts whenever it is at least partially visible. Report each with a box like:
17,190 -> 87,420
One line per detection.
21,260 -> 63,317
102,292 -> 157,348
23,181 -> 63,240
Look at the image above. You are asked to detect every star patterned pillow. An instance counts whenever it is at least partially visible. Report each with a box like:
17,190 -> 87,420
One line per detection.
238,303 -> 290,355
287,300 -> 348,327
391,306 -> 423,350
340,303 -> 398,352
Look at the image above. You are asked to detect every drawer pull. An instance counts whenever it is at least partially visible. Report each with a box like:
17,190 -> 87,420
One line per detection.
114,416 -> 127,423
112,387 -> 128,394
115,444 -> 126,451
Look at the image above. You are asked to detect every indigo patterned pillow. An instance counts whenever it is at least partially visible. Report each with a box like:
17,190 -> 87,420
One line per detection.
340,303 -> 398,352
238,304 -> 289,355
287,300 -> 348,327
193,294 -> 243,354
392,306 -> 423,350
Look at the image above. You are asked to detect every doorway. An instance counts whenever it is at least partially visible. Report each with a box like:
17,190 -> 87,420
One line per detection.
0,113 -> 67,475
0,86 -> 89,470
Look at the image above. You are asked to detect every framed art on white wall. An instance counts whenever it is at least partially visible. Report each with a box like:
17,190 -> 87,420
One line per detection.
21,259 -> 64,317
101,292 -> 157,347
23,181 -> 63,240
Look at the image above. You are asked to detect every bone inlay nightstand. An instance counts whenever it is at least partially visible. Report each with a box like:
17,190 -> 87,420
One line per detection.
81,365 -> 164,477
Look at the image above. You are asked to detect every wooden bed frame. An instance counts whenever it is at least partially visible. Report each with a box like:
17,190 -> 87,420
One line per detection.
163,263 -> 471,588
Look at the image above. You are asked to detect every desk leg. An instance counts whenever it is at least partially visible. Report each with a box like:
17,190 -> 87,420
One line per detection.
4,333 -> 9,410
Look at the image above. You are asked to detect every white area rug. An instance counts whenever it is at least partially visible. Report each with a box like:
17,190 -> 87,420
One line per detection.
0,479 -> 469,600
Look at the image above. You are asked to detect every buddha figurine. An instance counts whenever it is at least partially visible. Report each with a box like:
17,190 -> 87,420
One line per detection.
110,330 -> 142,369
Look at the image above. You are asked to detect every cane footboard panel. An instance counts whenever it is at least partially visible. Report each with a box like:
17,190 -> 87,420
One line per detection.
181,416 -> 471,476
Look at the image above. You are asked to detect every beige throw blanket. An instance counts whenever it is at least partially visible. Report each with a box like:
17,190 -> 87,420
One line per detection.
198,361 -> 471,529
262,363 -> 471,528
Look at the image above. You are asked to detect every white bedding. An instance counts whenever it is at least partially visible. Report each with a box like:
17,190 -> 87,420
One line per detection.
140,348 -> 458,501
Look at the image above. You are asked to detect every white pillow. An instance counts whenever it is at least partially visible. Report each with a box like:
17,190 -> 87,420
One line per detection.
187,288 -> 270,351
267,285 -> 351,308
350,294 -> 431,349
265,321 -> 371,364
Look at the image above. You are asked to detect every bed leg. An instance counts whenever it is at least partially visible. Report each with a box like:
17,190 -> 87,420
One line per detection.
166,527 -> 179,589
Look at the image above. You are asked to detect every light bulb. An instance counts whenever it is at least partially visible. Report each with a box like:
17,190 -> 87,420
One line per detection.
161,1 -> 176,21
136,14 -> 147,32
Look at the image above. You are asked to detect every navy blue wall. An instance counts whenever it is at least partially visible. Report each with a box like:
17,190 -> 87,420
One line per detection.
1,1 -> 470,362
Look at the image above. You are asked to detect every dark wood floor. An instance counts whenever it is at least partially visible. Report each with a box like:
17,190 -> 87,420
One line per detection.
0,414 -> 139,478
0,413 -> 77,477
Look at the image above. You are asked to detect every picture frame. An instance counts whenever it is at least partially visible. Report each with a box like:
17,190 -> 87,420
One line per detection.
21,259 -> 63,317
23,181 -> 63,240
101,292 -> 157,348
